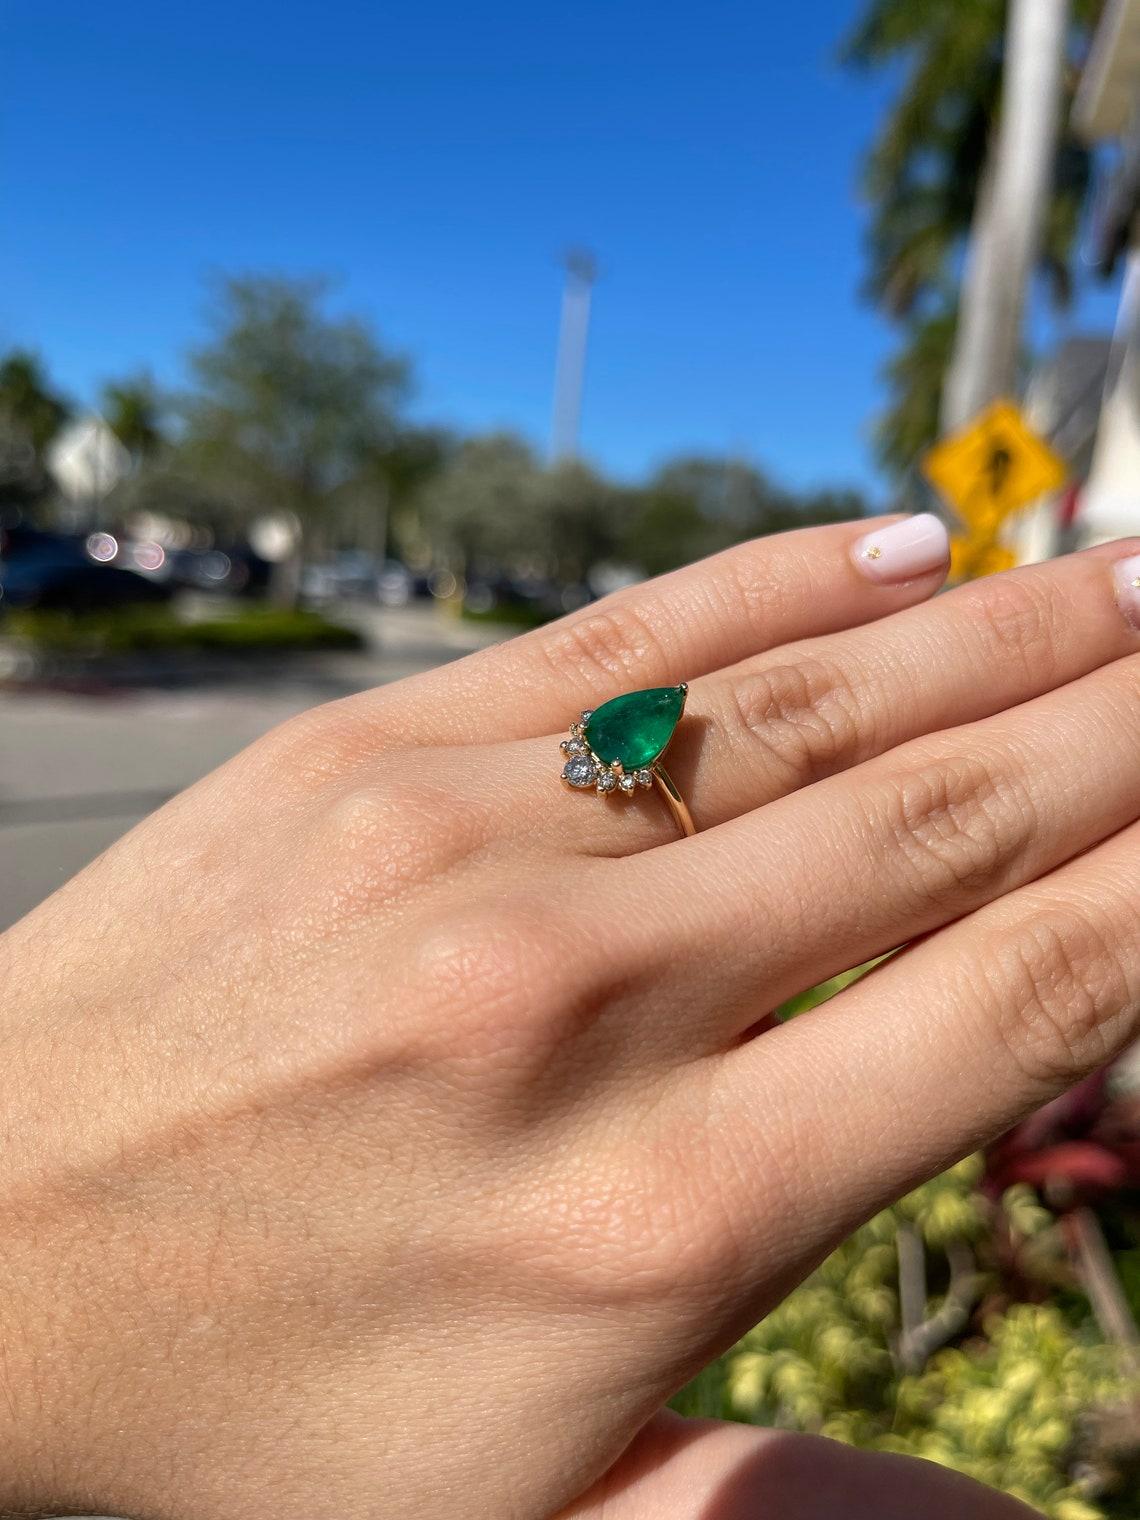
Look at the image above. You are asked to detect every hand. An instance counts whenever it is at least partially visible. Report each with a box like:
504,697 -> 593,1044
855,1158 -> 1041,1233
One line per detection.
4,516 -> 1140,1519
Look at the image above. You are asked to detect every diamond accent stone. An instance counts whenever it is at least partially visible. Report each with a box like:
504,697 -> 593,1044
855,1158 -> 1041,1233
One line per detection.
563,755 -> 598,788
560,738 -> 588,756
596,767 -> 618,794
635,769 -> 653,789
580,709 -> 594,723
618,774 -> 636,794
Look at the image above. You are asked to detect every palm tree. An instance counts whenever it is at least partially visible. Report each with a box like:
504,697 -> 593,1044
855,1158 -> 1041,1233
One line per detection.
102,375 -> 165,467
0,350 -> 70,510
0,351 -> 68,452
845,0 -> 1104,474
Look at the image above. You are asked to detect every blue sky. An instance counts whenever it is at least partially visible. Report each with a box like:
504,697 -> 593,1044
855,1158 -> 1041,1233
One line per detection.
3,1 -> 1126,502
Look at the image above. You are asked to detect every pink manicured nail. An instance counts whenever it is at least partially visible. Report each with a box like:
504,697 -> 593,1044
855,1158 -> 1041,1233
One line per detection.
1112,554 -> 1140,628
852,514 -> 950,585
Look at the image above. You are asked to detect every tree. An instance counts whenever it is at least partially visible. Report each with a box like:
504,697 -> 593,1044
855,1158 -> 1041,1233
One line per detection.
356,425 -> 451,564
417,433 -> 544,571
180,275 -> 410,600
648,455 -> 785,538
623,457 -> 865,578
624,476 -> 737,579
102,374 -> 166,467
537,460 -> 621,583
0,350 -> 69,513
845,0 -> 1104,474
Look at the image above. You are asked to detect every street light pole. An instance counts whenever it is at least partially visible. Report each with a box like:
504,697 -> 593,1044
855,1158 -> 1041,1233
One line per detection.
551,249 -> 597,462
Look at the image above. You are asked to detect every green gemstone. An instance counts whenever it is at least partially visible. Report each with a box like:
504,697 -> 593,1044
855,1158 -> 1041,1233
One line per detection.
584,685 -> 686,771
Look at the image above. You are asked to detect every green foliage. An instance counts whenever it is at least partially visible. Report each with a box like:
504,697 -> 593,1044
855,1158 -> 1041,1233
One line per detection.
673,1158 -> 1136,1517
102,374 -> 166,463
624,484 -> 721,579
4,604 -> 362,655
775,959 -> 881,1020
416,441 -> 868,583
845,0 -> 1104,475
177,275 -> 410,538
417,433 -> 545,569
0,350 -> 70,510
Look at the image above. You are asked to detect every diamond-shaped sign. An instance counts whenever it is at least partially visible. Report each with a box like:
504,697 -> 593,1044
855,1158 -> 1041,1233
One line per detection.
922,399 -> 1067,533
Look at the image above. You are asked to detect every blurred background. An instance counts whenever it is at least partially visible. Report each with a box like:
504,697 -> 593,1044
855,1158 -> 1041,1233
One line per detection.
7,1 -> 1140,1512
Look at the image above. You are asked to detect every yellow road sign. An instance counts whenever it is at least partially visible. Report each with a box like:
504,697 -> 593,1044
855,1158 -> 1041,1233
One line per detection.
922,399 -> 1067,533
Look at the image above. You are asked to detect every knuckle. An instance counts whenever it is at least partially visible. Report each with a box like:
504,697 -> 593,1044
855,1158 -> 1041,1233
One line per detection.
730,654 -> 864,787
541,597 -> 671,687
985,902 -> 1136,1087
969,575 -> 1064,684
411,901 -> 578,1063
879,749 -> 1036,907
320,768 -> 494,892
253,697 -> 394,790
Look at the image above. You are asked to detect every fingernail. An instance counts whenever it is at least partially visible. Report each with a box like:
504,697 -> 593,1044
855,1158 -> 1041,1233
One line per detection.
852,514 -> 950,585
1112,554 -> 1140,628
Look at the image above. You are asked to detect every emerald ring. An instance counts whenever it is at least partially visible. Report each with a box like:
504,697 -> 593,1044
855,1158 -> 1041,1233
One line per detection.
559,683 -> 696,838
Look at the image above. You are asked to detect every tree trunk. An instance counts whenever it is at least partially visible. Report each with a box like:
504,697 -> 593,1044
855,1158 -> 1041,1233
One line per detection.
269,546 -> 303,608
941,0 -> 1071,433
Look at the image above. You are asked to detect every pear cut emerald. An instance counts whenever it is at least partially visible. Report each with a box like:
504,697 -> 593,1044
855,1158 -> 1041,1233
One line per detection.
583,685 -> 686,772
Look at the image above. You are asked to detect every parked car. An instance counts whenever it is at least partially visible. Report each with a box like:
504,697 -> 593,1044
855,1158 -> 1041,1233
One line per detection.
462,573 -> 587,623
0,529 -> 174,612
166,544 -> 270,596
376,558 -> 413,606
302,553 -> 412,606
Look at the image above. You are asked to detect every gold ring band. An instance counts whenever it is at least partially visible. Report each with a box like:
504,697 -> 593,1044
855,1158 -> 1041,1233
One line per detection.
652,763 -> 696,838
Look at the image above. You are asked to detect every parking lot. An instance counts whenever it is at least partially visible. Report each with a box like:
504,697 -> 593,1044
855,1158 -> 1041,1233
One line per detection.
0,603 -> 505,929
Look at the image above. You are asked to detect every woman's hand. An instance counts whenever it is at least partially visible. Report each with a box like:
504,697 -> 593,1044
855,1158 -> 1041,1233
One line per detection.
4,516 -> 1140,1519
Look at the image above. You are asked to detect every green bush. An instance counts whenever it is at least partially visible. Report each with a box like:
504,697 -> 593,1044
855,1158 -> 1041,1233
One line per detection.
3,604 -> 363,655
672,1160 -> 1136,1518
460,600 -> 548,629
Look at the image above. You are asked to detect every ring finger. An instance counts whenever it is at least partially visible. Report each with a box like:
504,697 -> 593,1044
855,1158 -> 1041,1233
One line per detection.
519,539 -> 1140,855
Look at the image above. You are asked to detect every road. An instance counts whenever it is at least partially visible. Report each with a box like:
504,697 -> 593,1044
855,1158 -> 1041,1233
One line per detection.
0,603 -> 507,930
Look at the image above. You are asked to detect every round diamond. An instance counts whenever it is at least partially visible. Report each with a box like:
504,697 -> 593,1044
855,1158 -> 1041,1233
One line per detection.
560,738 -> 588,756
635,769 -> 653,789
618,774 -> 636,794
563,755 -> 598,788
596,767 -> 618,794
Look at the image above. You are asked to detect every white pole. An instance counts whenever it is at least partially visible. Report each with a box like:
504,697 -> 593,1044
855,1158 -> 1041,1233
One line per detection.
1078,246 -> 1140,544
942,0 -> 1071,432
551,250 -> 596,461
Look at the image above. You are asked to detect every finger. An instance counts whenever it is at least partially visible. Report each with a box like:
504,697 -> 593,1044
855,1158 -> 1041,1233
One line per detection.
671,536 -> 1140,833
507,535 -> 1140,857
631,648 -> 1140,1043
567,1413 -> 1040,1520
501,538 -> 1140,860
709,814 -> 1140,1266
367,515 -> 949,745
